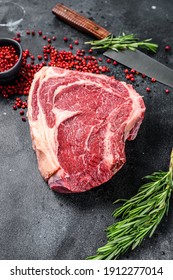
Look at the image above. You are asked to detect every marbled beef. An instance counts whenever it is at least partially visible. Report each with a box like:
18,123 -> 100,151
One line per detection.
27,67 -> 145,193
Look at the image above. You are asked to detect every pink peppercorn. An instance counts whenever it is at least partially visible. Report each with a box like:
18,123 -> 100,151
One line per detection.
146,87 -> 151,92
130,69 -> 136,74
165,89 -> 170,94
151,77 -> 156,82
16,38 -> 21,43
165,45 -> 171,51
106,58 -> 111,63
0,45 -> 19,72
20,110 -> 24,116
126,75 -> 130,80
37,55 -> 42,60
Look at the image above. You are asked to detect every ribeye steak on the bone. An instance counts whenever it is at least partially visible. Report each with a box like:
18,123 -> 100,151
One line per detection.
27,66 -> 145,193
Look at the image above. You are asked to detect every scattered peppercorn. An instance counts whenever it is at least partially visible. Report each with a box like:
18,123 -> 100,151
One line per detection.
130,69 -> 136,74
49,48 -> 109,74
165,45 -> 171,51
126,74 -> 130,80
146,87 -> 151,92
106,58 -> 111,63
151,77 -> 156,82
124,69 -> 129,74
37,55 -> 42,60
20,110 -> 24,115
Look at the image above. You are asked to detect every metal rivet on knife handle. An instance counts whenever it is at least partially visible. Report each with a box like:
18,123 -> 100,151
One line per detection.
52,3 -> 110,39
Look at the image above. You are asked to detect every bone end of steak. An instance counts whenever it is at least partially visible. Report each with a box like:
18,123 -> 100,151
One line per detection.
48,174 -> 69,193
28,66 -> 146,193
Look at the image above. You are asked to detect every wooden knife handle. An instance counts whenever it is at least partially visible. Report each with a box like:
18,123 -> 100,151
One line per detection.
52,3 -> 110,39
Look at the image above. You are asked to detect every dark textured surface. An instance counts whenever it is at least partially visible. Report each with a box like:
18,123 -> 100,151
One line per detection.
0,0 -> 173,260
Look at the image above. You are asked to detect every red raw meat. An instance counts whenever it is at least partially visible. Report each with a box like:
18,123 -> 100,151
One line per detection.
27,67 -> 145,193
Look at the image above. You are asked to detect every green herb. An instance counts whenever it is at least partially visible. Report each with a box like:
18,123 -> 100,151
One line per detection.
87,149 -> 173,260
85,33 -> 158,53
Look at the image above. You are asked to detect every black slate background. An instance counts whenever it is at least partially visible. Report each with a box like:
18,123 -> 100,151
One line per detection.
0,0 -> 173,260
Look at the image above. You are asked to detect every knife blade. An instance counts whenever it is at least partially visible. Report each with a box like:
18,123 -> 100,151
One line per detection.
104,49 -> 173,88
52,3 -> 173,88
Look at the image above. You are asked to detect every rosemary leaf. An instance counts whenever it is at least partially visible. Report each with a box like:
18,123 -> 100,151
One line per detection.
87,149 -> 173,260
85,33 -> 158,53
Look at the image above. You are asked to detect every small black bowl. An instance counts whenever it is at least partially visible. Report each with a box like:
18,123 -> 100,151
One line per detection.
0,38 -> 22,84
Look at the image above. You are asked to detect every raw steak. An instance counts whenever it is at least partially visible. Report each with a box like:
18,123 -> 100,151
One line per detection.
27,66 -> 145,193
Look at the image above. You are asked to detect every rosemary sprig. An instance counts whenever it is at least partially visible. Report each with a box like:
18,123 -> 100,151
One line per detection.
87,149 -> 173,260
85,33 -> 158,53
